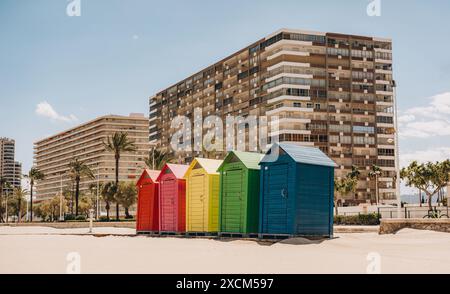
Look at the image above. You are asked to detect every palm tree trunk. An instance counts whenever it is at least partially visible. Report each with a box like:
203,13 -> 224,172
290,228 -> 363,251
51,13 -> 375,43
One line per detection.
75,180 -> 80,216
30,184 -> 33,222
115,154 -> 120,221
17,198 -> 21,223
106,202 -> 110,220
419,189 -> 422,207
71,182 -> 74,214
375,175 -> 379,206
125,207 -> 130,219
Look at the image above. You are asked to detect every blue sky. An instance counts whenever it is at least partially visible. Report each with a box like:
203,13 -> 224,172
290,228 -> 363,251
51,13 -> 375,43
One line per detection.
1,0 -> 450,182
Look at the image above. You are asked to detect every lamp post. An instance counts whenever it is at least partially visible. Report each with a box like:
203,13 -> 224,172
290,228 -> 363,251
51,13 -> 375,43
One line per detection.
60,171 -> 64,221
96,163 -> 100,220
393,81 -> 402,218
5,192 -> 8,223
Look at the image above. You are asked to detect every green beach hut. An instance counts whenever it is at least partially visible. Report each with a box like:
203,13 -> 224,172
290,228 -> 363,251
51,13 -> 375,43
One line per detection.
217,151 -> 264,236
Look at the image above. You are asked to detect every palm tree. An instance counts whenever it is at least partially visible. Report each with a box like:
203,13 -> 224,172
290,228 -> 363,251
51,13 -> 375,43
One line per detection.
101,182 -> 117,221
369,165 -> 382,205
334,167 -> 360,215
3,182 -> 13,223
68,158 -> 94,216
349,165 -> 361,180
103,132 -> 137,220
24,167 -> 45,222
144,147 -> 171,170
13,188 -> 28,223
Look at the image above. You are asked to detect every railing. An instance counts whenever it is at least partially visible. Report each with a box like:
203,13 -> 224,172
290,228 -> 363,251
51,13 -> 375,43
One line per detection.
378,207 -> 450,219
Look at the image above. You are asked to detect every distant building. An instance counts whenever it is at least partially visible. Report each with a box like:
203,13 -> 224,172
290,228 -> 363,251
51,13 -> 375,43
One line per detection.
0,137 -> 22,194
34,114 -> 150,201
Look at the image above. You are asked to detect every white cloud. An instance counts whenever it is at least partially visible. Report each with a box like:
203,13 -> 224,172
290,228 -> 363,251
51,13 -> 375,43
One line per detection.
399,92 -> 450,139
35,101 -> 78,123
400,147 -> 450,168
132,34 -> 139,40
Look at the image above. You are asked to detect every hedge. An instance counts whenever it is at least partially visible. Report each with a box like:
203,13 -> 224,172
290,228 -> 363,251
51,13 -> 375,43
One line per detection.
334,213 -> 381,226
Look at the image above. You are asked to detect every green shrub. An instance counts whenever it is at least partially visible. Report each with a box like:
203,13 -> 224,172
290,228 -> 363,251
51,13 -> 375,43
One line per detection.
64,214 -> 76,221
75,215 -> 87,221
98,216 -> 110,222
334,213 -> 380,226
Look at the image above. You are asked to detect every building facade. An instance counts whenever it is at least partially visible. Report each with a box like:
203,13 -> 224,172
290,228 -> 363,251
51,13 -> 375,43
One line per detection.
148,29 -> 397,205
34,114 -> 150,201
0,138 -> 22,194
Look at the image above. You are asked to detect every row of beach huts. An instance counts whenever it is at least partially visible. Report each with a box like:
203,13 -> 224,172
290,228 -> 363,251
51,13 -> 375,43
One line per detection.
135,143 -> 337,238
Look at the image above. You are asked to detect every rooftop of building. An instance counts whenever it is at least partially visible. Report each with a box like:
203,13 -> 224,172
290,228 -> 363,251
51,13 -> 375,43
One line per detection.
34,113 -> 148,145
150,28 -> 392,97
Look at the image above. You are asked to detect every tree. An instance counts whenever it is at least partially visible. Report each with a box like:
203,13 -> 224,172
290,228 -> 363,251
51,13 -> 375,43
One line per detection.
334,166 -> 360,215
349,165 -> 361,180
103,132 -> 137,220
369,165 -> 382,205
13,188 -> 28,223
116,182 -> 137,219
33,201 -> 51,222
78,194 -> 93,217
51,194 -> 68,221
0,177 -> 8,223
3,182 -> 13,222
401,160 -> 450,211
101,182 -> 117,221
68,158 -> 94,216
144,147 -> 171,170
24,167 -> 45,222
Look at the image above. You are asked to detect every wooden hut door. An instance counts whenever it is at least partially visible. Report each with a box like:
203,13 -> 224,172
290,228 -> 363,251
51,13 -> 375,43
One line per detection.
189,174 -> 206,232
222,169 -> 244,232
161,178 -> 177,231
265,164 -> 289,234
137,183 -> 152,231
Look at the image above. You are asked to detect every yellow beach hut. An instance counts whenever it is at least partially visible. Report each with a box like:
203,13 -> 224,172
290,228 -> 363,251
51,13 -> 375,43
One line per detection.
183,158 -> 223,234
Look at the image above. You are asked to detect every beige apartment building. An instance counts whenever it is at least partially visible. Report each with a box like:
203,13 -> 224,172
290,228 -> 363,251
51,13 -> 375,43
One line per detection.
34,114 -> 150,201
149,28 -> 398,205
0,137 -> 22,194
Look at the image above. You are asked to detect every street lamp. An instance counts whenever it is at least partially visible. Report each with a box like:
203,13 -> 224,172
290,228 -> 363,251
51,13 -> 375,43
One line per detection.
60,171 -> 65,221
96,163 -> 100,220
392,80 -> 402,218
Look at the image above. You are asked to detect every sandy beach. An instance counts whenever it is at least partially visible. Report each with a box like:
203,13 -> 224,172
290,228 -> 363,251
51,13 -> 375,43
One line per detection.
1,226 -> 449,274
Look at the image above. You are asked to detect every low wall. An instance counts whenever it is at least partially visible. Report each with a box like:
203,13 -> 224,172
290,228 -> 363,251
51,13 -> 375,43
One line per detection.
0,222 -> 136,229
379,219 -> 450,234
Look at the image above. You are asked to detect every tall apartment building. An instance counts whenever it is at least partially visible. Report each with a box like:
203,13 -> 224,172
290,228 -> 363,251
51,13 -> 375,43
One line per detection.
34,114 -> 150,201
0,138 -> 22,194
148,29 -> 397,205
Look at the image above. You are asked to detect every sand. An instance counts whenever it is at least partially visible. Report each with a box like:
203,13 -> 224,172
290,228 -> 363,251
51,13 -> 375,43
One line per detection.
1,226 -> 449,274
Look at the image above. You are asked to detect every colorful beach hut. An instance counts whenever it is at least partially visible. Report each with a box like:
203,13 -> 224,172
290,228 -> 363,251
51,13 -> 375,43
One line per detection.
184,158 -> 223,234
136,169 -> 160,233
259,143 -> 337,238
217,151 -> 264,235
157,164 -> 189,233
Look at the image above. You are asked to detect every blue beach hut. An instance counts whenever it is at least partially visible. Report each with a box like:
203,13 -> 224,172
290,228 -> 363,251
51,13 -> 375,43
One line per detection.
259,143 -> 337,238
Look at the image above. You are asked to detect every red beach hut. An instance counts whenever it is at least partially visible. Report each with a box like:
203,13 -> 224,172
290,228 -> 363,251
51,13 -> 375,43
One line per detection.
157,164 -> 189,233
136,169 -> 160,233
